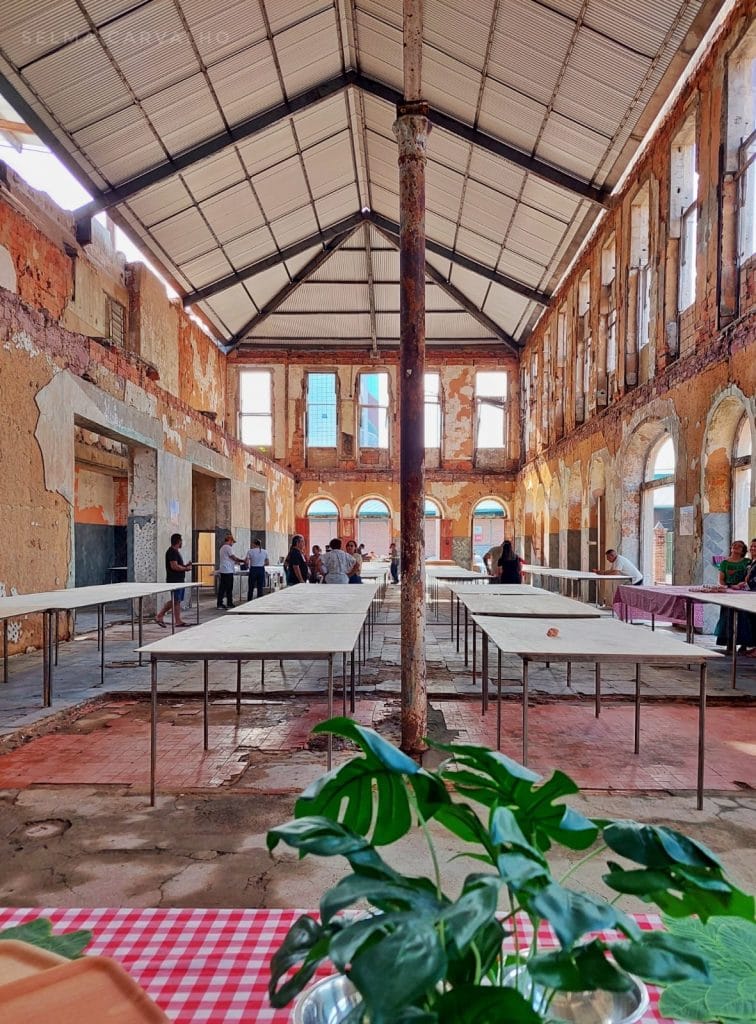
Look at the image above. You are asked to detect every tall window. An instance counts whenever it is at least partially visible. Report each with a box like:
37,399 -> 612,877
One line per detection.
239,370 -> 272,447
642,436 -> 676,584
600,235 -> 617,401
575,271 -> 591,423
626,185 -> 651,376
733,33 -> 756,264
471,499 -> 508,565
476,371 -> 507,449
733,415 -> 752,542
307,372 -> 337,447
555,309 -> 567,437
424,372 -> 441,448
670,115 -> 698,311
424,498 -> 441,560
357,498 -> 391,554
358,372 -> 389,449
307,498 -> 339,551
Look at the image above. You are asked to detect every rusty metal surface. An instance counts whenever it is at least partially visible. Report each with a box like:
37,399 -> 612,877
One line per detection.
394,100 -> 430,755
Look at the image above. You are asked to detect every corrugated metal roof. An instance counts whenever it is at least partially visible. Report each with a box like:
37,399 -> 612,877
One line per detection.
0,0 -> 724,348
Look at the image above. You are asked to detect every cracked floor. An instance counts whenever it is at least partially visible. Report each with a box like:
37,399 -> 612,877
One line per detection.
0,584 -> 753,908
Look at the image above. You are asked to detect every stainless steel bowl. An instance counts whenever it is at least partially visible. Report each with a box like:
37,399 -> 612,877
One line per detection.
502,966 -> 649,1024
291,975 -> 362,1024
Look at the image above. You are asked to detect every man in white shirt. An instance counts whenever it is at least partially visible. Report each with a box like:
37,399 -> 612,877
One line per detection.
245,539 -> 270,601
605,549 -> 643,585
218,532 -> 245,609
320,537 -> 356,584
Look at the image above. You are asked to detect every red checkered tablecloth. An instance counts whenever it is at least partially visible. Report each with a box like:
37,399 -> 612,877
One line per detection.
0,907 -> 670,1021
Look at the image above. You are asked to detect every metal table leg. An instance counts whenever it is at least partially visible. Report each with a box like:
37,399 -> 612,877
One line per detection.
236,660 -> 242,715
350,649 -> 356,713
3,619 -> 8,684
522,660 -> 529,765
100,604 -> 105,685
472,620 -> 477,687
464,606 -> 469,666
327,655 -> 333,770
42,611 -> 51,707
203,660 -> 209,750
496,649 -> 502,750
731,610 -> 739,689
595,663 -> 601,717
150,658 -> 158,806
481,630 -> 488,714
697,662 -> 707,810
456,596 -> 460,653
138,597 -> 144,666
342,652 -> 347,716
634,664 -> 641,754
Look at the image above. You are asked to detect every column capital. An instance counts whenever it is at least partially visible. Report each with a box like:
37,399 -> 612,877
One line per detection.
392,102 -> 431,157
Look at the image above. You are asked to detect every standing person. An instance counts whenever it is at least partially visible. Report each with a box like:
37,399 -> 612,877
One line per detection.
155,533 -> 192,627
497,541 -> 524,584
346,540 -> 363,583
308,544 -> 323,582
284,534 -> 309,585
245,538 -> 269,601
482,539 -> 505,580
321,538 -> 356,584
605,549 -> 643,584
389,541 -> 400,584
714,539 -> 750,650
218,532 -> 245,609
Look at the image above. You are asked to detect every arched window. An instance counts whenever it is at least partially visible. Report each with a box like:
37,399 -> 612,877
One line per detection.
424,498 -> 442,560
642,436 -> 675,584
471,499 -> 508,565
357,498 -> 392,556
733,416 -> 752,543
307,498 -> 339,551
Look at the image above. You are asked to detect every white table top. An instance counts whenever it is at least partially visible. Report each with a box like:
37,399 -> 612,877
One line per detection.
0,582 -> 199,617
460,593 -> 602,617
228,585 -> 375,615
471,614 -> 722,663
448,583 -> 541,595
687,591 -> 756,611
426,567 -> 484,579
138,613 -> 366,657
522,565 -> 633,582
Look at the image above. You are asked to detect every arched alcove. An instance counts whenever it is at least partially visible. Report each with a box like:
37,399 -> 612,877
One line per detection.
306,497 -> 339,551
356,498 -> 392,556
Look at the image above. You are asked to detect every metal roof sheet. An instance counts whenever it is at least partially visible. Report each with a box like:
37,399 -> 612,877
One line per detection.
0,0 -> 723,348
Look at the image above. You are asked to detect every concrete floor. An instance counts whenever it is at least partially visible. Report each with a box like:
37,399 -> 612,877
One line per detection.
0,584 -> 753,910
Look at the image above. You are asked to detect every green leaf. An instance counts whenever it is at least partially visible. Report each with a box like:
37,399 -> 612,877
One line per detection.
433,803 -> 494,859
526,882 -> 636,948
438,874 -> 501,953
528,940 -> 633,993
489,806 -> 535,851
660,915 -> 756,1023
610,931 -> 710,985
267,816 -> 376,860
312,717 -> 421,774
435,984 -> 542,1024
320,873 -> 444,923
0,918 -> 92,959
497,851 -> 551,889
267,914 -> 330,1008
603,821 -> 721,871
347,920 -> 447,1024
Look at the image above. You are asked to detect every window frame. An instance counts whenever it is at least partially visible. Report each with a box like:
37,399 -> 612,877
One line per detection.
306,371 -> 338,449
474,370 -> 508,451
736,127 -> 756,264
357,371 -> 390,450
239,369 -> 273,448
424,371 -> 442,449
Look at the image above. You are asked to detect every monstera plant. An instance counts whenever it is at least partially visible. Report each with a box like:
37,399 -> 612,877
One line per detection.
267,718 -> 754,1024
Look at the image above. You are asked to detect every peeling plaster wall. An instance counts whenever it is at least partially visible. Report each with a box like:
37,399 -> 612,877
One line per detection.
517,6 -> 756,587
0,180 -> 295,656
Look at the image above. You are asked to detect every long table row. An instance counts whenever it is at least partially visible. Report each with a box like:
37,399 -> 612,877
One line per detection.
139,579 -> 384,803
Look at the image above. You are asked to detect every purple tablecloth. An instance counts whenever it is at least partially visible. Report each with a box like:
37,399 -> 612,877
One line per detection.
613,584 -> 704,628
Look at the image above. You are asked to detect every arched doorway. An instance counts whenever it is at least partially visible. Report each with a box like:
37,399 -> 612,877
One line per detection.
357,498 -> 392,556
306,498 -> 339,551
471,498 -> 509,569
642,436 -> 675,584
424,498 -> 442,560
733,414 -> 752,542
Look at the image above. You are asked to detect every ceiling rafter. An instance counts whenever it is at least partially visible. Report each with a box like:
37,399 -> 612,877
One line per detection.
370,221 -> 520,355
71,69 -> 608,225
185,212 -> 365,305
225,222 -> 364,348
366,213 -> 549,306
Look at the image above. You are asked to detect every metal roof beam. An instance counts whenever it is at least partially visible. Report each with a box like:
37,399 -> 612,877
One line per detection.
72,70 -> 607,223
367,212 -> 550,306
350,72 -> 608,207
184,213 -> 365,305
74,72 -> 353,219
225,223 -> 363,349
370,219 -> 520,354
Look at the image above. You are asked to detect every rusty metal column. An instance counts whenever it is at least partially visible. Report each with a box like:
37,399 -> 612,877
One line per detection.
393,0 -> 429,756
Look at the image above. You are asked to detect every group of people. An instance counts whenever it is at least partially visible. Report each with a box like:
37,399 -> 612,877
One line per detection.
715,538 -> 756,655
481,540 -> 644,586
284,537 -> 400,585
